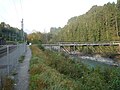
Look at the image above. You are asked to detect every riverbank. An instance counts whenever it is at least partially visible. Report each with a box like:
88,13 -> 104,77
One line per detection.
29,45 -> 120,90
112,54 -> 120,63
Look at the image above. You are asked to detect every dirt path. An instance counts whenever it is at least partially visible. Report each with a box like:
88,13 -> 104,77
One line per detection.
14,46 -> 31,90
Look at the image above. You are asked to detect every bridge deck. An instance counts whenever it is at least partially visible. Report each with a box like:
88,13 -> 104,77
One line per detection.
42,42 -> 120,47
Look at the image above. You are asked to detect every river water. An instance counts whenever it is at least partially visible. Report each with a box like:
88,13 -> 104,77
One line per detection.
71,55 -> 120,68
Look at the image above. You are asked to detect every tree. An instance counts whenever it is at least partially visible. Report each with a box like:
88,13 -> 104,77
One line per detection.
116,0 -> 120,38
27,31 -> 43,44
50,2 -> 119,43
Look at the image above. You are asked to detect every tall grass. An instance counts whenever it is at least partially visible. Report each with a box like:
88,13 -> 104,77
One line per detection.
0,76 -> 14,90
30,45 -> 120,90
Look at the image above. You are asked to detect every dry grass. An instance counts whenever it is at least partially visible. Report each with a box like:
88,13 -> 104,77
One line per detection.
2,77 -> 14,90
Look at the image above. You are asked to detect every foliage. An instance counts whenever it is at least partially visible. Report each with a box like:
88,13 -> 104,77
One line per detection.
30,46 -> 78,90
0,22 -> 26,43
29,45 -> 120,90
27,32 -> 43,44
18,55 -> 25,63
37,44 -> 45,51
46,2 -> 120,56
49,2 -> 120,43
1,76 -> 14,90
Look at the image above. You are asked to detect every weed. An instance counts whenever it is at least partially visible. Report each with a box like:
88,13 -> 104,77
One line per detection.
19,55 -> 25,63
1,76 -> 14,90
29,45 -> 120,90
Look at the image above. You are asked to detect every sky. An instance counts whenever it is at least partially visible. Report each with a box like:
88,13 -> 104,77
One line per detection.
0,0 -> 117,34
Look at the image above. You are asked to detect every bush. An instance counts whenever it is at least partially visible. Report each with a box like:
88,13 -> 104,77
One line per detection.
37,44 -> 45,51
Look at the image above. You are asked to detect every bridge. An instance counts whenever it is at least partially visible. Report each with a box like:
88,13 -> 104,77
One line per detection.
42,41 -> 120,54
43,42 -> 120,46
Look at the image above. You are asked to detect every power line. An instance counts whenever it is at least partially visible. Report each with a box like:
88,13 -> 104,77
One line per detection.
20,0 -> 24,18
19,0 -> 24,34
0,0 -> 24,29
9,0 -> 22,29
11,0 -> 20,21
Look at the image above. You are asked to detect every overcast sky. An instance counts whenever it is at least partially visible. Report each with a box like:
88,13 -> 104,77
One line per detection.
0,0 -> 117,33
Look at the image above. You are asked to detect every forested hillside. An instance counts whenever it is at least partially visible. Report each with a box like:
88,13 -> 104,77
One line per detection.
0,22 -> 26,44
49,1 -> 120,43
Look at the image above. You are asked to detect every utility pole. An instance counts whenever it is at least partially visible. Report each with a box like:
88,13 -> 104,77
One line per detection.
21,18 -> 24,41
21,18 -> 26,53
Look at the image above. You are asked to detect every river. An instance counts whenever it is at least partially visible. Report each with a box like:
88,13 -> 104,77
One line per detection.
70,54 -> 120,68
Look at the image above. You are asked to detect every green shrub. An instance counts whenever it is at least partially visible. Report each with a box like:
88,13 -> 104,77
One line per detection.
37,44 -> 45,51
18,55 -> 25,63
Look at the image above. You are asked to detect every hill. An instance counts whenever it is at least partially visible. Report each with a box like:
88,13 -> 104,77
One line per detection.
49,1 -> 120,43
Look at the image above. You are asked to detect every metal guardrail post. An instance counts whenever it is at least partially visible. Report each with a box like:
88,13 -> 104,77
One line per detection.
16,43 -> 19,67
7,46 -> 10,75
23,42 -> 26,54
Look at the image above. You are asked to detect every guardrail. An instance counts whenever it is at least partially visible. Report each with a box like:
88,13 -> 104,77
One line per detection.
0,43 -> 27,88
0,45 -> 17,58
